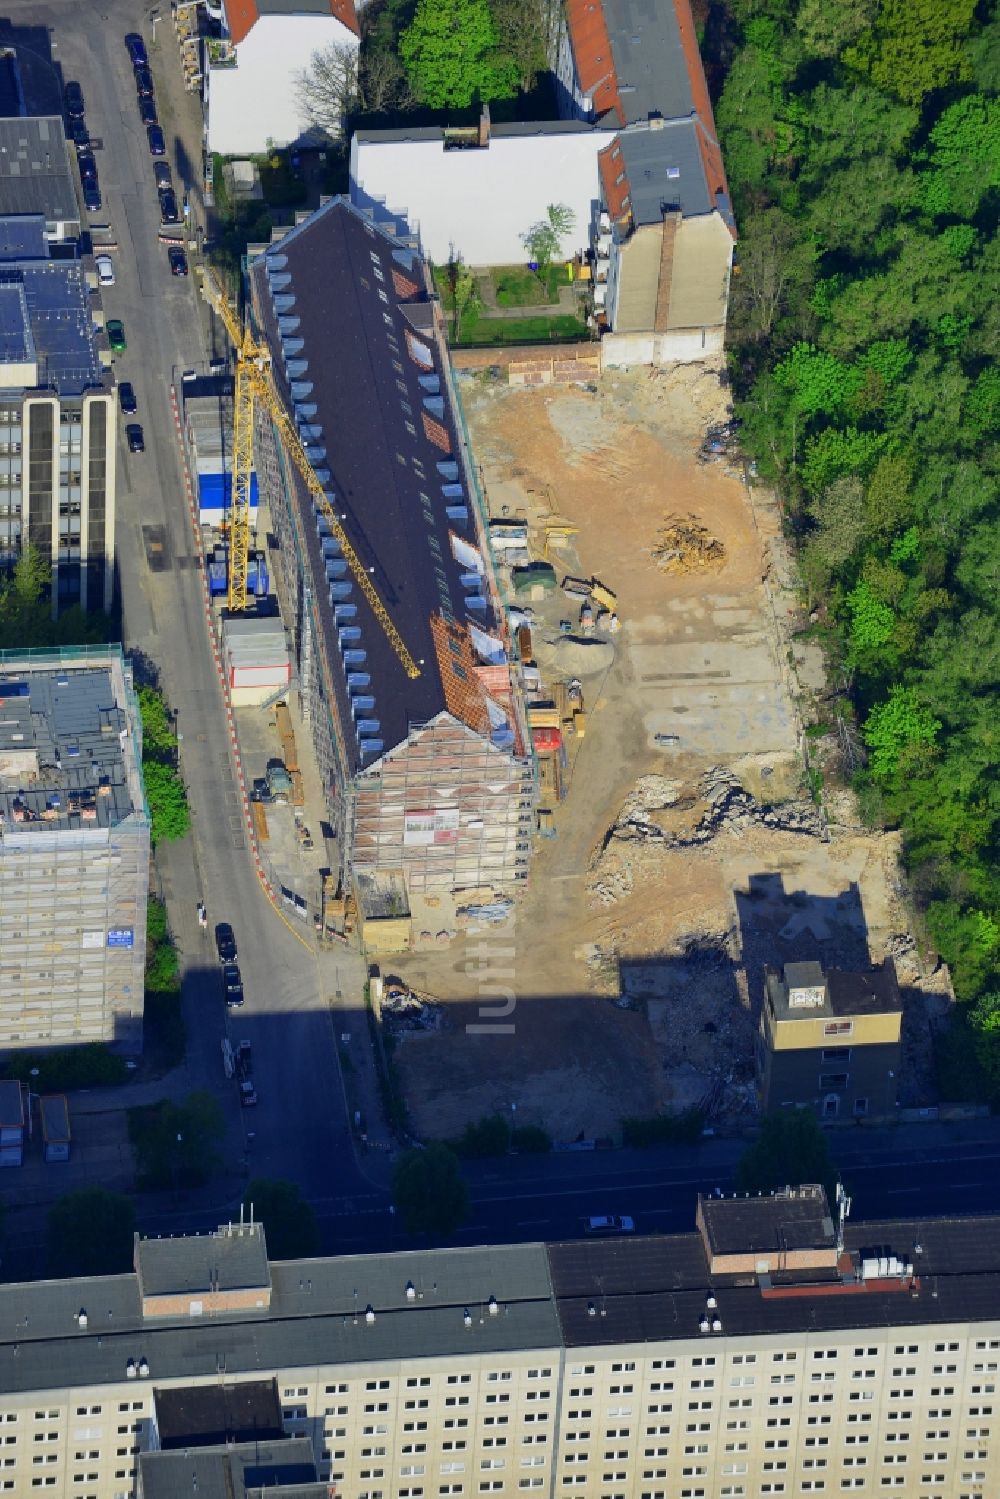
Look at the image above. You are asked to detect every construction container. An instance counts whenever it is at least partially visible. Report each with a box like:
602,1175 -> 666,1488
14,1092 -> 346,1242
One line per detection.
222,614 -> 291,705
574,709 -> 588,737
40,1094 -> 71,1163
527,703 -> 560,729
0,1079 -> 24,1168
591,580 -> 618,612
532,726 -> 563,753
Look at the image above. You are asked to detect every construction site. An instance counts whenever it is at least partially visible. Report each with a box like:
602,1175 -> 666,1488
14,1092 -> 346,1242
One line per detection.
388,363 -> 952,1143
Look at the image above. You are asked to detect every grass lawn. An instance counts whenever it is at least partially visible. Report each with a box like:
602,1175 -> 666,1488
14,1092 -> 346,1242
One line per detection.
492,263 -> 569,307
454,308 -> 589,345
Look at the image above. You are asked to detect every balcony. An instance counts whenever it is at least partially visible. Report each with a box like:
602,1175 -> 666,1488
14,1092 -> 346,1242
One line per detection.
206,37 -> 237,67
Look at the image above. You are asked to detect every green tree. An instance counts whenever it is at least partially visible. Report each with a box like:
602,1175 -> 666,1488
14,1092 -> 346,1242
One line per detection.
457,1113 -> 510,1157
924,95 -> 1000,219
142,759 -> 191,845
846,0 -> 977,107
490,0 -> 547,93
129,1091 -> 224,1190
392,1142 -> 470,1234
445,258 -> 481,342
736,1109 -> 837,1203
137,685 -> 190,845
244,1178 -> 320,1259
795,0 -> 873,59
863,687 -> 941,779
400,0 -> 518,108
47,1189 -> 135,1278
521,203 -> 576,274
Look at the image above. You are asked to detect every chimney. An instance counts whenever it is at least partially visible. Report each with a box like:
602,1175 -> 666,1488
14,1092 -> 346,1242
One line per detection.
478,103 -> 491,148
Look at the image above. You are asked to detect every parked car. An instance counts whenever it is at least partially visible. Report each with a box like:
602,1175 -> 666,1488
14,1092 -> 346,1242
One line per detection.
126,423 -> 145,453
106,318 -> 126,352
95,254 -> 115,287
153,160 -> 172,189
138,96 -> 157,127
236,1041 -> 257,1106
125,32 -> 148,68
585,1214 -> 636,1234
64,81 -> 85,119
215,922 -> 237,963
118,381 -> 137,414
78,151 -> 97,184
134,65 -> 154,99
251,777 -> 273,804
147,124 -> 165,157
168,246 -> 188,277
69,118 -> 90,151
83,182 -> 102,213
158,187 -> 178,224
222,963 -> 244,1009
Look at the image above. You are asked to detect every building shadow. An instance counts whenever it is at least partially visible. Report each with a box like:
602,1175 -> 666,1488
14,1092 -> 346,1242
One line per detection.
735,872 -> 872,1017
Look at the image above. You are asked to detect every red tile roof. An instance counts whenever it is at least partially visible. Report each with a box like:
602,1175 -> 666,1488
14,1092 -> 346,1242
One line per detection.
598,138 -> 631,224
225,0 -> 359,46
564,0 -> 623,126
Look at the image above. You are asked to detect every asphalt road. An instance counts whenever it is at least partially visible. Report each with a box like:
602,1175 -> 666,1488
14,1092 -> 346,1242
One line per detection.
15,0 -> 370,1206
116,1130 -> 1000,1259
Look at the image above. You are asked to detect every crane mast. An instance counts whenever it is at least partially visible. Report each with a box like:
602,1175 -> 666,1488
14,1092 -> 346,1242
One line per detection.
202,273 -> 420,679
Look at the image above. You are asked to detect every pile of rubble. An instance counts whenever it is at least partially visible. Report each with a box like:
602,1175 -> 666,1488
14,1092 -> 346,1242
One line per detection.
653,514 -> 727,574
589,770 -> 827,906
380,983 -> 444,1034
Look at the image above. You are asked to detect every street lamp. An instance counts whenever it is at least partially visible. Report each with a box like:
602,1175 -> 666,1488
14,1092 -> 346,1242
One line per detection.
25,1067 -> 41,1141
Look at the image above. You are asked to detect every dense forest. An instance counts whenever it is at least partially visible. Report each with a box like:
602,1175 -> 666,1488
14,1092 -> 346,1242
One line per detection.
712,0 -> 1000,1091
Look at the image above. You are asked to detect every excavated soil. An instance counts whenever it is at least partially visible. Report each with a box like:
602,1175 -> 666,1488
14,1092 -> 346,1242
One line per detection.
391,369 -> 943,1141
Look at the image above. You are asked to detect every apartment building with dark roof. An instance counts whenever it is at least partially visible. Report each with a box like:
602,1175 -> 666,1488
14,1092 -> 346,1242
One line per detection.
5,1196 -> 1000,1499
247,199 -> 533,904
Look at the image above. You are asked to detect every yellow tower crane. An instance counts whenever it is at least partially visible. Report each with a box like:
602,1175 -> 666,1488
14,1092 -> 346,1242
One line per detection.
201,271 -> 421,680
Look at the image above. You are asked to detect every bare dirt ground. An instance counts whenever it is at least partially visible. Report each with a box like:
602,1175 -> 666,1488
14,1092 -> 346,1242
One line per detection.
392,367 -> 946,1141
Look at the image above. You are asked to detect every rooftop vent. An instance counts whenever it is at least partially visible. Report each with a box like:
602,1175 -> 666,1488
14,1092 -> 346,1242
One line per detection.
138,1358 -> 149,1377
488,1296 -> 499,1316
463,1308 -> 473,1328
365,1305 -> 375,1324
77,1309 -> 87,1330
405,1281 -> 416,1300
699,1315 -> 710,1334
126,1359 -> 137,1378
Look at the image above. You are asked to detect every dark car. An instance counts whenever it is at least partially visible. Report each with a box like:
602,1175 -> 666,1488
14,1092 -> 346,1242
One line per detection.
147,124 -> 165,157
69,118 -> 90,151
138,95 -> 157,126
64,81 -> 85,119
134,65 -> 154,99
222,963 -> 245,1009
158,187 -> 178,224
168,246 -> 188,276
78,151 -> 97,184
125,33 -> 148,68
126,424 -> 145,453
83,182 -> 102,213
215,922 -> 237,964
153,160 -> 172,189
251,776 -> 273,804
118,382 -> 137,414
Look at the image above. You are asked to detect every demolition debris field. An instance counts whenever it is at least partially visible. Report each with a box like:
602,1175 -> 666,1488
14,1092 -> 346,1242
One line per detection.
392,367 -> 935,1142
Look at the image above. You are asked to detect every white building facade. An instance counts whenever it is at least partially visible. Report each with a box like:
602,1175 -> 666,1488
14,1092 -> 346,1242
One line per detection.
350,119 -> 614,268
206,1 -> 359,156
